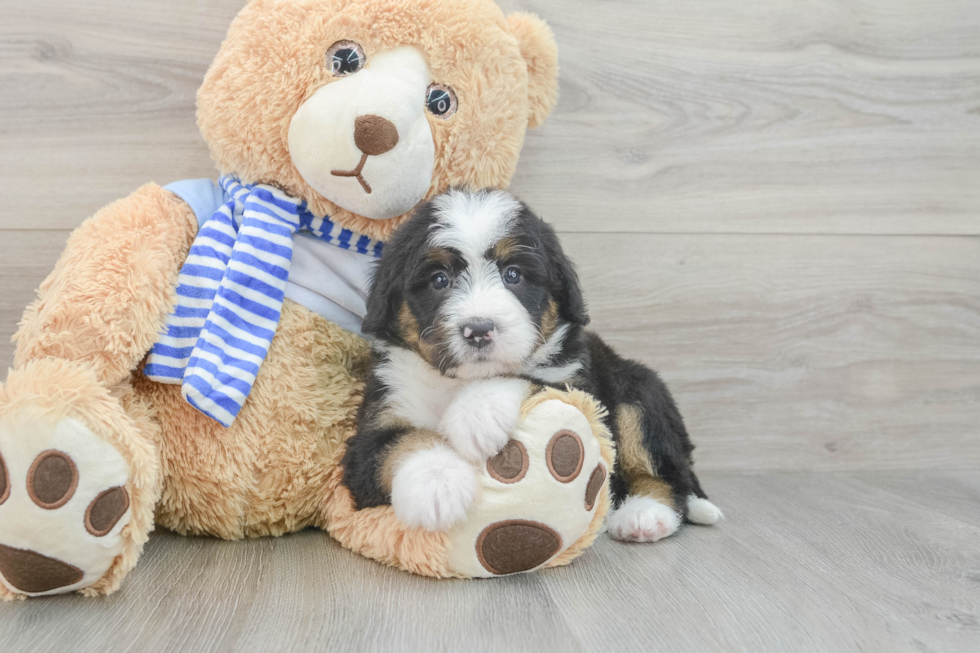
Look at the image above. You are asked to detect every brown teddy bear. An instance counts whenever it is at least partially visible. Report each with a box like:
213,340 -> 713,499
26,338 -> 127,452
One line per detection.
0,0 -> 614,598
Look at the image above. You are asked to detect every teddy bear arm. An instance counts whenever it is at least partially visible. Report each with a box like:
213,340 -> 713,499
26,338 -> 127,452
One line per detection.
13,183 -> 198,387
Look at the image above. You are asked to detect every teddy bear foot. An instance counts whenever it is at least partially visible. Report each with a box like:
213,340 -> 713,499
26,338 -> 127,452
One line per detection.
0,416 -> 132,597
0,359 -> 158,599
444,389 -> 614,577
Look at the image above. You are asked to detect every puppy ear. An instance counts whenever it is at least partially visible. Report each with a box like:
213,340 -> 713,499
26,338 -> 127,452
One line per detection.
362,257 -> 402,339
539,222 -> 590,327
363,201 -> 434,339
553,249 -> 590,327
507,12 -> 559,129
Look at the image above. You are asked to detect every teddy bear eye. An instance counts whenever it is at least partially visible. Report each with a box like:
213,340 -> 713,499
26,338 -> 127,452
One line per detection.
327,40 -> 365,77
425,84 -> 458,119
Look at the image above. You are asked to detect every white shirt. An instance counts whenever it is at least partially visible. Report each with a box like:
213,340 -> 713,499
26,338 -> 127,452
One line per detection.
164,178 -> 375,334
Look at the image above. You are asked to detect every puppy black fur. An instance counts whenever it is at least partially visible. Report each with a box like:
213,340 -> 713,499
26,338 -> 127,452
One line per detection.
342,190 -> 709,521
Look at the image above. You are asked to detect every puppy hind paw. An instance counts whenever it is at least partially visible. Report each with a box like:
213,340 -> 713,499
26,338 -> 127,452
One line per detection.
391,445 -> 477,532
607,496 -> 680,543
686,495 -> 723,525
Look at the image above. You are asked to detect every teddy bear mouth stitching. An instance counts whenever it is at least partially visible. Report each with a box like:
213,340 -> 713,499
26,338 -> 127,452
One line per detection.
330,114 -> 401,195
331,152 -> 373,194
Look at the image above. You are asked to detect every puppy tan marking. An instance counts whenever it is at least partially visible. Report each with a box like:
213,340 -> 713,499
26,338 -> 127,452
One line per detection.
615,404 -> 675,509
379,428 -> 443,495
398,302 -> 437,364
426,247 -> 453,265
397,302 -> 421,345
539,300 -> 559,342
491,236 -> 520,261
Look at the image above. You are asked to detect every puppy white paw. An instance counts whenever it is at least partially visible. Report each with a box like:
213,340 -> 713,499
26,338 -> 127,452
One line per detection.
607,495 -> 681,543
686,495 -> 723,525
391,445 -> 478,532
438,378 -> 527,463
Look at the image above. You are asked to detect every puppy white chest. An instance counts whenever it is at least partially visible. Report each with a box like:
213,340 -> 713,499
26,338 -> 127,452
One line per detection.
375,348 -> 463,429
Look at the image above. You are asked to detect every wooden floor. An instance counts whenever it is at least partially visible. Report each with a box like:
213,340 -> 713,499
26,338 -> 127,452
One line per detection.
1,472 -> 978,653
1,0 -> 978,651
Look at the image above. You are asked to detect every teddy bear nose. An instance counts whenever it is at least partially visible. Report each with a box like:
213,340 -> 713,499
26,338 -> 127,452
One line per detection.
354,115 -> 399,156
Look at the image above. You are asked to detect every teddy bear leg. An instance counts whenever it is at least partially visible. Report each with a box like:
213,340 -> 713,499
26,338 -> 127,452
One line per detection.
443,387 -> 615,577
0,359 -> 161,599
325,387 -> 615,579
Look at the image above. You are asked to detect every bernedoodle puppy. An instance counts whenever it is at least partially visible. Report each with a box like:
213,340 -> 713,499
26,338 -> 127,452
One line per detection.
342,189 -> 722,541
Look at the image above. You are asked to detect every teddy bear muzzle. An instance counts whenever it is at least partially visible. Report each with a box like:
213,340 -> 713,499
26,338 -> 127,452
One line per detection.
288,45 -> 436,221
328,114 -> 401,194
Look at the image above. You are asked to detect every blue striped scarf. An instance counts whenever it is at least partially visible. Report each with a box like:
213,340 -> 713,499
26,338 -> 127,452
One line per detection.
144,175 -> 383,427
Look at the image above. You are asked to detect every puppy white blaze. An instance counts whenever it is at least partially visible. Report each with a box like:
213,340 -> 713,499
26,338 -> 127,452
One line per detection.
429,189 -> 522,259
427,189 -> 539,378
441,259 -> 538,378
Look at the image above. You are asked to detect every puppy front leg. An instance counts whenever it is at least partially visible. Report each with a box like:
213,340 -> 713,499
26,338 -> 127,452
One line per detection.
438,378 -> 530,463
343,425 -> 477,532
388,436 -> 478,532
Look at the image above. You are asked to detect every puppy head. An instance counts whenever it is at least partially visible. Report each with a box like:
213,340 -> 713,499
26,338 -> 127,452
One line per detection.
364,188 -> 588,378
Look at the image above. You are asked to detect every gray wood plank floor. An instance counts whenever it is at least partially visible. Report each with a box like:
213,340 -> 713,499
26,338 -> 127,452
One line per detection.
1,0 -> 978,651
1,473 -> 978,653
3,230 -> 977,473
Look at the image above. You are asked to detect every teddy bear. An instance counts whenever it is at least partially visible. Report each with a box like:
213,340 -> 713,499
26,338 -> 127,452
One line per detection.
0,0 -> 615,598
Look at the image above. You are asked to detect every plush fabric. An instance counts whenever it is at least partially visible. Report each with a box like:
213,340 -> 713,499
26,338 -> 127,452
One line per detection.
197,0 -> 551,241
13,184 -> 198,387
165,178 -> 376,334
0,358 -> 161,599
445,391 -> 615,577
0,0 -> 615,598
144,175 -> 381,426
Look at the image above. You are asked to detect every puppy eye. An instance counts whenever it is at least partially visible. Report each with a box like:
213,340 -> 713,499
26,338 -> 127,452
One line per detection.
425,84 -> 458,119
327,40 -> 365,77
502,267 -> 522,285
431,271 -> 451,290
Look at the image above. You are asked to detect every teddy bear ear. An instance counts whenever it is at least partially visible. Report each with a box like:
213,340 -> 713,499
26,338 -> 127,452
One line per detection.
507,12 -> 559,129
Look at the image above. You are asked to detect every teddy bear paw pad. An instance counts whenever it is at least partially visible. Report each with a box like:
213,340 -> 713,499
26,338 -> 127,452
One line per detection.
0,417 -> 131,596
476,519 -> 562,575
446,399 -> 608,577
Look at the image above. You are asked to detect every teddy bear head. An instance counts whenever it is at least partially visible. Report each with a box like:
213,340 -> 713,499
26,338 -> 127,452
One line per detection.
197,0 -> 559,241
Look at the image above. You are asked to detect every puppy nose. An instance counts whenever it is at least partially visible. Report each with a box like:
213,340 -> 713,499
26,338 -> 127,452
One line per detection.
461,320 -> 495,348
354,115 -> 399,156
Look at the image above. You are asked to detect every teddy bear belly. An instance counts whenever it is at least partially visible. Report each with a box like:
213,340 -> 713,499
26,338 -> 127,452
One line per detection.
132,299 -> 371,539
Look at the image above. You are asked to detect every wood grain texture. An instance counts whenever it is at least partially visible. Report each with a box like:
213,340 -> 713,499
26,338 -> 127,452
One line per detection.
562,232 -> 980,472
2,231 -> 976,472
0,231 -> 66,370
0,0 -> 237,231
0,0 -> 978,233
1,2 -> 978,651
1,472 -> 978,653
503,0 -> 980,235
